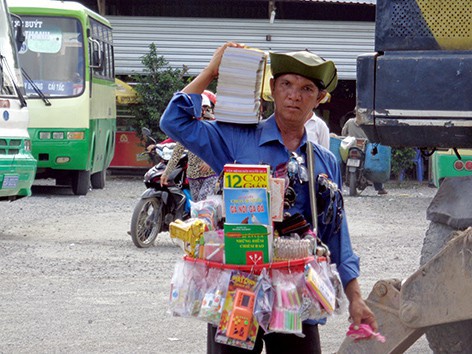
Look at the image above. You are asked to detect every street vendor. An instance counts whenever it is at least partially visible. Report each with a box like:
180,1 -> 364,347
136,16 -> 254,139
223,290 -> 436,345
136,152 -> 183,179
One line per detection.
160,42 -> 377,354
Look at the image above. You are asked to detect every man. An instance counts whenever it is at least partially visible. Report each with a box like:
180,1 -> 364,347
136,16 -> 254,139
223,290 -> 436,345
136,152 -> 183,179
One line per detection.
342,115 -> 388,195
305,113 -> 330,149
160,42 -> 377,353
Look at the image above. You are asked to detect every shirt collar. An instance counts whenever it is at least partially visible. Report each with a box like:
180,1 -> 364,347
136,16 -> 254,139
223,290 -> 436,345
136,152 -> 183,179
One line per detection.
259,114 -> 308,153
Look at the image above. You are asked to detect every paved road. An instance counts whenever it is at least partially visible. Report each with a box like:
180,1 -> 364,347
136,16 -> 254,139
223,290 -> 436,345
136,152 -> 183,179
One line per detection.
0,176 -> 434,353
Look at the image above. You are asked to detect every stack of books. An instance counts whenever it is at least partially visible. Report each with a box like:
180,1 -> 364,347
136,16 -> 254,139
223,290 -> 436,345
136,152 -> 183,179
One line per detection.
223,163 -> 284,223
222,164 -> 285,265
214,47 -> 268,124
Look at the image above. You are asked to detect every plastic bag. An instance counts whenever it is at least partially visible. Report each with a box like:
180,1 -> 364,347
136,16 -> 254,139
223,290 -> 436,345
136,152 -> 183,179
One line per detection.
215,270 -> 259,350
169,259 -> 207,318
268,269 -> 304,336
202,229 -> 225,263
339,136 -> 356,162
185,262 -> 208,317
169,259 -> 194,317
328,263 -> 348,316
253,268 -> 274,333
304,261 -> 336,315
197,267 -> 232,325
190,195 -> 223,231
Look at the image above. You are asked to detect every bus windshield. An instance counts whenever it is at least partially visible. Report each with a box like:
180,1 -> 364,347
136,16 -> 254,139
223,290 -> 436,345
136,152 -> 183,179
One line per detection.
0,0 -> 23,97
19,16 -> 84,97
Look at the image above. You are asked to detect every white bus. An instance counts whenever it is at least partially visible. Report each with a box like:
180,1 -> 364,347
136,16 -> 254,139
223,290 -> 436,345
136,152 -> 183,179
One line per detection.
0,0 -> 36,201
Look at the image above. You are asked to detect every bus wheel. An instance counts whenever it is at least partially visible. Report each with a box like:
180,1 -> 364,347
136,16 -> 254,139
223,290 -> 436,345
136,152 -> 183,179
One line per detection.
72,170 -> 90,196
91,170 -> 106,189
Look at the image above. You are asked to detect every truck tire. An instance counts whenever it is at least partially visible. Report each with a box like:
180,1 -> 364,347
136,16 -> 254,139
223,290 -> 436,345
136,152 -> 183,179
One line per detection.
420,221 -> 472,353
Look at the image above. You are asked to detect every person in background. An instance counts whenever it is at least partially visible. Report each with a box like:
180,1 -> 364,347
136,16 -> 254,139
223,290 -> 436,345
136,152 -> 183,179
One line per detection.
342,114 -> 388,195
160,42 -> 377,354
160,92 -> 219,202
305,112 -> 330,149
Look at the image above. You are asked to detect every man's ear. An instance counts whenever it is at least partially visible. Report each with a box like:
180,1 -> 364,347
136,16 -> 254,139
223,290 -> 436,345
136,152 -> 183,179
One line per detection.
270,77 -> 276,93
317,91 -> 330,104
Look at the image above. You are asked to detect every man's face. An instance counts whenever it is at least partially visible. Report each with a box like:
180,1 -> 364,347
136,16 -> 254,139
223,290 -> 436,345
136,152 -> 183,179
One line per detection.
270,73 -> 326,126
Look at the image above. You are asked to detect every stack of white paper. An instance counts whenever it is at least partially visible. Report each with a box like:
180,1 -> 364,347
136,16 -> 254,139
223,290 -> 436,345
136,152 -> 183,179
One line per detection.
214,47 -> 267,124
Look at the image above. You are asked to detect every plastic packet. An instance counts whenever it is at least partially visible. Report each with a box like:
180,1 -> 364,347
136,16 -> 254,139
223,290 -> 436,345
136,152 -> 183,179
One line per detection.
304,260 -> 336,315
185,262 -> 208,317
253,268 -> 274,333
190,195 -> 223,231
202,229 -> 225,263
268,269 -> 304,337
169,259 -> 192,317
328,263 -> 348,315
169,259 -> 207,318
215,270 -> 259,350
347,323 -> 386,343
273,237 -> 313,261
197,267 -> 232,325
301,259 -> 347,320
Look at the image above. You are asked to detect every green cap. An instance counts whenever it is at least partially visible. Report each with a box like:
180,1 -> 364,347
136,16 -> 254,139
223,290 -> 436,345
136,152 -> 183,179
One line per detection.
269,51 -> 338,93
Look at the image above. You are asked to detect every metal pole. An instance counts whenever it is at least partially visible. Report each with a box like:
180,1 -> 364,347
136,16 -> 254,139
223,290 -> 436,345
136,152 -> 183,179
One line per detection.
306,141 -> 318,233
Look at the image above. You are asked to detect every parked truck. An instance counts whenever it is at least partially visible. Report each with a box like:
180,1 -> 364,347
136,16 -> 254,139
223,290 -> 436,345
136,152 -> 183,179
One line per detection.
339,0 -> 472,352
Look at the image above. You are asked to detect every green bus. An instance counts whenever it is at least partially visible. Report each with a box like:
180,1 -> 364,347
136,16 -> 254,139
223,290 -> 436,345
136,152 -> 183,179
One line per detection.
0,0 -> 36,201
10,0 -> 116,195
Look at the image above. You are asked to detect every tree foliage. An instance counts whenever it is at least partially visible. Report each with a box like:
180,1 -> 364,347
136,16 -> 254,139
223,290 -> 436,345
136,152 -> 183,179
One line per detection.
391,147 -> 417,179
130,43 -> 188,141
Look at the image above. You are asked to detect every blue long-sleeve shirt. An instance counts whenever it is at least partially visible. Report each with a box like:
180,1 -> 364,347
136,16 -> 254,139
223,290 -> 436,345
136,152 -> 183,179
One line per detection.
160,92 -> 360,289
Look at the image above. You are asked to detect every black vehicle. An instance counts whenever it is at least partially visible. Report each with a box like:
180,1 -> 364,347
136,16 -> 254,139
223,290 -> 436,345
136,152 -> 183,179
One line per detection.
340,136 -> 391,197
130,129 -> 190,248
344,137 -> 369,197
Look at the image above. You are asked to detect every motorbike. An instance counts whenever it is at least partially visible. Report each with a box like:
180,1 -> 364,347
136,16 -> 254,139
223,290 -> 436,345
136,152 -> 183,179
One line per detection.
340,136 -> 392,197
130,128 -> 191,248
343,137 -> 370,196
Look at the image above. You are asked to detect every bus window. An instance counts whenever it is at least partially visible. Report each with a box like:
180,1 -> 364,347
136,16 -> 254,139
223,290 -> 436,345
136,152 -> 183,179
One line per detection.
90,18 -> 114,81
19,16 -> 85,97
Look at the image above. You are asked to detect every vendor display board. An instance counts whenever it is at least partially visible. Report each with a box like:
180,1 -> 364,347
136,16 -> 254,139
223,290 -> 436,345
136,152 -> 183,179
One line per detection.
167,163 -> 349,350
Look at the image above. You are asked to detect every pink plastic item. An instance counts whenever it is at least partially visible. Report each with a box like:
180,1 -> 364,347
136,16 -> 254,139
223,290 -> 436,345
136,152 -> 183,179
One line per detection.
346,323 -> 386,343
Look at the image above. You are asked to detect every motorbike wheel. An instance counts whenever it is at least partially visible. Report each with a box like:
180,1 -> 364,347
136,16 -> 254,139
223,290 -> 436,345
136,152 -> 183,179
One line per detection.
130,198 -> 163,248
348,171 -> 357,196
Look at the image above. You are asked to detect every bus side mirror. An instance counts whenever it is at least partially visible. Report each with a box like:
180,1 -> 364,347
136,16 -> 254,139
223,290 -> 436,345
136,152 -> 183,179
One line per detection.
89,37 -> 103,70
